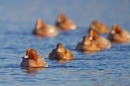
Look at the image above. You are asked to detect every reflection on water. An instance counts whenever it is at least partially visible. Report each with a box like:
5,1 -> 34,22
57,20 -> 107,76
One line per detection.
22,67 -> 46,74
57,59 -> 73,64
83,51 -> 100,55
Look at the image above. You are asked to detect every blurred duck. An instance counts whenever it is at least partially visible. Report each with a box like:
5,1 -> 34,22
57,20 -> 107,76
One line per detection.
20,48 -> 48,67
89,20 -> 110,34
108,24 -> 130,43
76,36 -> 100,51
89,29 -> 111,49
55,13 -> 76,31
49,43 -> 73,60
32,19 -> 59,39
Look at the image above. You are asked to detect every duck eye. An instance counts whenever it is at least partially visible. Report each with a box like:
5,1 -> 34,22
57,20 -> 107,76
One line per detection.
30,52 -> 36,54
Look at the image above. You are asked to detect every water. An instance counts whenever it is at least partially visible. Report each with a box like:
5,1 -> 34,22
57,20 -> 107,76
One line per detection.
0,0 -> 130,86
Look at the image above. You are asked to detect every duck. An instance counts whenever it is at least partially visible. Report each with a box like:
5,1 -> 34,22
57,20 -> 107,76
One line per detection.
20,48 -> 48,67
89,29 -> 111,49
32,19 -> 60,39
49,43 -> 73,60
76,36 -> 100,51
108,24 -> 130,43
55,13 -> 76,31
88,20 -> 110,34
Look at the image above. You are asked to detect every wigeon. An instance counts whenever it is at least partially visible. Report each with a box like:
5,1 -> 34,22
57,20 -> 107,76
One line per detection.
32,19 -> 60,39
89,20 -> 110,34
89,29 -> 111,49
76,36 -> 100,51
55,13 -> 76,30
108,24 -> 130,43
49,43 -> 73,60
20,48 -> 48,68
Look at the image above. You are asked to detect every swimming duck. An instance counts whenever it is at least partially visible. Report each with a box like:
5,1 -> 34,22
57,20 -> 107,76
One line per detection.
20,48 -> 48,67
49,43 -> 73,60
89,29 -> 111,49
108,24 -> 130,43
89,20 -> 110,34
55,13 -> 76,30
32,19 -> 60,39
76,36 -> 100,51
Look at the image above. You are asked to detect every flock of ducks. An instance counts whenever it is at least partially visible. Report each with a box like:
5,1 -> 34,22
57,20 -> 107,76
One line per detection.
20,13 -> 130,68
32,13 -> 76,39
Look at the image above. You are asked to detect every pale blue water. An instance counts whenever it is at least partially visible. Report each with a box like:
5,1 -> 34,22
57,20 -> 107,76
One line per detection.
0,0 -> 130,86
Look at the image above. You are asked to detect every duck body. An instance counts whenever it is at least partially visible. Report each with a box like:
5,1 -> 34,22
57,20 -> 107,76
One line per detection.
20,48 -> 48,67
89,29 -> 111,49
49,43 -> 73,60
76,43 -> 100,51
94,37 -> 111,49
108,24 -> 130,43
55,13 -> 76,31
20,55 -> 48,68
89,20 -> 110,34
33,19 -> 60,38
76,36 -> 100,51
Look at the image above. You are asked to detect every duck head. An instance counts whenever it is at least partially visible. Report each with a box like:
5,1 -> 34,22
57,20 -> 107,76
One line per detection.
56,43 -> 65,52
111,24 -> 122,34
36,19 -> 45,30
90,20 -> 100,29
56,13 -> 76,30
89,29 -> 99,40
82,36 -> 91,45
24,48 -> 38,61
57,13 -> 67,23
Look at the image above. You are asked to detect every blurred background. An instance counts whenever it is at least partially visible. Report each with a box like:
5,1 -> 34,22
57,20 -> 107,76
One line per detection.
0,0 -> 130,30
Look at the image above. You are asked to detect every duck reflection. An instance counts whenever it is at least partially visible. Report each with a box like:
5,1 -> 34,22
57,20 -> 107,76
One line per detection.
83,51 -> 99,55
57,59 -> 73,64
22,67 -> 45,74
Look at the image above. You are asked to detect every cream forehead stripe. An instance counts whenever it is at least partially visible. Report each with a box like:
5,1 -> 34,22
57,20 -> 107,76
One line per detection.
89,36 -> 93,40
127,34 -> 130,38
57,17 -> 62,23
70,25 -> 76,30
111,30 -> 115,34
24,55 -> 28,58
